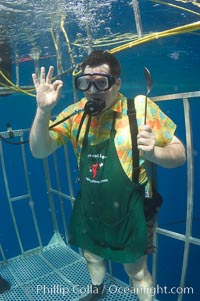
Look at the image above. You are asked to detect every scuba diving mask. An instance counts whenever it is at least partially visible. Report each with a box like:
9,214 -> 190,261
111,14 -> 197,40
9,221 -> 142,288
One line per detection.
75,73 -> 117,92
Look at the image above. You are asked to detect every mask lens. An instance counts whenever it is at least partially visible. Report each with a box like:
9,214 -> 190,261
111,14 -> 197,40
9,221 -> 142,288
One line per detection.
94,77 -> 109,91
75,76 -> 90,91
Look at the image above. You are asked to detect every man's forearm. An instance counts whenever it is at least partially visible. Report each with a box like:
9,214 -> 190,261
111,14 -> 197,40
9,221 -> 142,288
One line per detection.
143,141 -> 186,168
29,108 -> 56,158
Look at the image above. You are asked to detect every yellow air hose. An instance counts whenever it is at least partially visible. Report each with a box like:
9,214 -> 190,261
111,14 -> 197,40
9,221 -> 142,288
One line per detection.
151,0 -> 200,16
0,70 -> 35,97
110,21 -> 200,54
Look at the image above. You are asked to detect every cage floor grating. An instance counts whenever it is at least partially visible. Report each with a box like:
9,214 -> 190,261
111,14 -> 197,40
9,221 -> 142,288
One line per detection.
0,239 -> 141,301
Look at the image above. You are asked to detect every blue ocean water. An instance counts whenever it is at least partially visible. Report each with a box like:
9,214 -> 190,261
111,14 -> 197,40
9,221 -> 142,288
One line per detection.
0,1 -> 200,300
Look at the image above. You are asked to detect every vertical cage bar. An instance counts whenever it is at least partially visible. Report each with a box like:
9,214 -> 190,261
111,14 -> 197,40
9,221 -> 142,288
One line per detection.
132,0 -> 143,38
20,136 -> 43,248
59,17 -> 78,102
152,218 -> 158,287
84,0 -> 93,53
177,98 -> 194,301
0,243 -> 7,263
53,151 -> 69,244
63,144 -> 75,204
43,157 -> 59,233
0,140 -> 24,254
55,30 -> 64,75
14,46 -> 20,87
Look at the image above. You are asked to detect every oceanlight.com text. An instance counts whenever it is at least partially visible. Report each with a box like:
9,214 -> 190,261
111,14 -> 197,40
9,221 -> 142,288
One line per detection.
107,284 -> 194,297
32,284 -> 194,297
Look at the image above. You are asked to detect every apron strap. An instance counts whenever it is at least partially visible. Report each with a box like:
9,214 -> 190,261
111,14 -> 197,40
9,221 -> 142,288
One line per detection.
127,98 -> 140,184
111,111 -> 117,133
76,111 -> 87,143
82,114 -> 92,146
76,109 -> 101,147
79,111 -> 117,146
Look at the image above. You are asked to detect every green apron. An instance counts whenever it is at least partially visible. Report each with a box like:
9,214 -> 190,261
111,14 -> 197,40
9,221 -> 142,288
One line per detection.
69,113 -> 147,263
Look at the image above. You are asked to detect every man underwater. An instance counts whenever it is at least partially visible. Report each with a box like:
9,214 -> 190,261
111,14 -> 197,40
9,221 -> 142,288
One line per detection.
29,50 -> 186,301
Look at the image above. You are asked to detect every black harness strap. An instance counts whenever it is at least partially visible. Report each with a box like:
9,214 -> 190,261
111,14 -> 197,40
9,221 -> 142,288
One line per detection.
127,98 -> 140,184
127,98 -> 163,220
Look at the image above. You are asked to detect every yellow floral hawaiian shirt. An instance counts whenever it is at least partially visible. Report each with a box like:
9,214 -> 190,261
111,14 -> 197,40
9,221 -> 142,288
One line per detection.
49,93 -> 176,195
